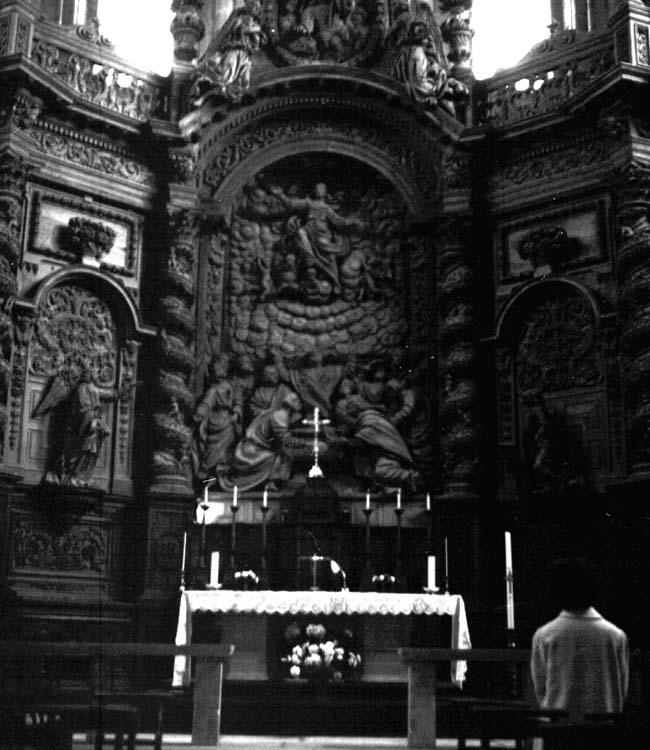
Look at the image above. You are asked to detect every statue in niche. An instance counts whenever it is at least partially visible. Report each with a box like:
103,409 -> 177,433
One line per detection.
218,392 -> 303,491
191,354 -> 243,483
192,0 -> 265,103
33,363 -> 129,487
390,17 -> 468,115
269,182 -> 366,300
520,390 -> 591,496
274,349 -> 344,418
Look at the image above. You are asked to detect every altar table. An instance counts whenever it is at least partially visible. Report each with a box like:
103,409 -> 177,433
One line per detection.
173,590 -> 471,691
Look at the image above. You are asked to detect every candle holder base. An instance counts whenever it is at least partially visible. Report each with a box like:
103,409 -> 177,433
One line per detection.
422,586 -> 440,594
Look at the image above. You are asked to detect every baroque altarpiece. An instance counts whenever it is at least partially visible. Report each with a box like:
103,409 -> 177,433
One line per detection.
0,0 -> 649,658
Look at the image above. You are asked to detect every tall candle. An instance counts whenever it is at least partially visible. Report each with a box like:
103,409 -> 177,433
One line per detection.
427,555 -> 436,590
204,483 -> 209,506
210,551 -> 220,587
181,531 -> 187,572
233,485 -> 238,507
365,490 -> 370,510
426,493 -> 431,511
505,531 -> 515,629
262,486 -> 268,508
396,489 -> 401,509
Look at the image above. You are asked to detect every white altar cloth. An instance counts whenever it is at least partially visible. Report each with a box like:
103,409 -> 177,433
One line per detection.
173,590 -> 471,687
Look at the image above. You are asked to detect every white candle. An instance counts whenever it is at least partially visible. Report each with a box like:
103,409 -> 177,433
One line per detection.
365,490 -> 370,510
210,551 -> 220,587
181,531 -> 187,572
232,485 -> 238,507
204,484 -> 209,506
427,555 -> 436,590
263,486 -> 268,508
396,489 -> 401,509
505,531 -> 515,629
426,493 -> 431,511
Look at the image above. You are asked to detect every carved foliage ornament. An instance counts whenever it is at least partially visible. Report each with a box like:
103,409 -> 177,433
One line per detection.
30,285 -> 117,386
30,38 -> 164,121
516,291 -> 602,393
12,517 -> 108,573
201,111 -> 438,207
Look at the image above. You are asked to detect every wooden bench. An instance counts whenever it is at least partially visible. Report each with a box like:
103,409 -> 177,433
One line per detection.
399,648 -> 650,749
0,642 -> 234,749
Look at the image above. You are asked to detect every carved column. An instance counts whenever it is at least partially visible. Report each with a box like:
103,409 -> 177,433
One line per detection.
148,209 -> 197,494
169,0 -> 205,121
0,155 -> 27,463
616,165 -> 650,478
436,216 -> 479,499
440,1 -> 474,86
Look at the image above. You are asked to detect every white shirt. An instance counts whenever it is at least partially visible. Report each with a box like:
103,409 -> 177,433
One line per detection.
530,607 -> 629,720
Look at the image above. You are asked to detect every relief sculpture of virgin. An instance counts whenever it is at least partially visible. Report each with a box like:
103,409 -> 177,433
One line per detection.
195,157 -> 436,495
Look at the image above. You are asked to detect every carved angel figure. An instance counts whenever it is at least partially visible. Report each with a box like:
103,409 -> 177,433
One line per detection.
193,0 -> 266,103
391,19 -> 468,114
33,365 -> 125,487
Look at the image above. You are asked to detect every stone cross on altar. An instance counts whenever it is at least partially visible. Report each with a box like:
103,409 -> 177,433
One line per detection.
302,407 -> 330,479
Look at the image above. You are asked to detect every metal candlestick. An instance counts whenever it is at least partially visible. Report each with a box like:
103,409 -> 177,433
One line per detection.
361,506 -> 374,591
394,506 -> 406,591
259,504 -> 270,589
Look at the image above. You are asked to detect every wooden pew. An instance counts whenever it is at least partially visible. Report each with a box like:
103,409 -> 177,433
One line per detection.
399,648 -> 650,750
0,642 -> 234,749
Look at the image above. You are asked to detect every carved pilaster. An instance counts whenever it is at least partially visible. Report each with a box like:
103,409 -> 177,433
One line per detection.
148,208 -> 197,494
616,164 -> 650,477
0,155 -> 28,463
436,216 -> 479,499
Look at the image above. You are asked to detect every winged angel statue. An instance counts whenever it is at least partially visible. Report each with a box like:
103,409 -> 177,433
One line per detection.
32,365 -> 134,487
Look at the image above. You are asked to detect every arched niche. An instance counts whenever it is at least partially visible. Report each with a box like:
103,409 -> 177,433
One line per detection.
493,279 -> 622,500
193,146 -> 439,493
6,267 -> 154,493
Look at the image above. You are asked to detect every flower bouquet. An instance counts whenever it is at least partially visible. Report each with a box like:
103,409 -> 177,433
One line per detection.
281,621 -> 362,683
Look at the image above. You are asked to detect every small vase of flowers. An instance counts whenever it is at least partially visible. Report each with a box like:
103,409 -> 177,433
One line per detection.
281,621 -> 362,683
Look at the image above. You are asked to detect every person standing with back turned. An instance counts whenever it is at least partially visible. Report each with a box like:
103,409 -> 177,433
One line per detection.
530,556 -> 629,747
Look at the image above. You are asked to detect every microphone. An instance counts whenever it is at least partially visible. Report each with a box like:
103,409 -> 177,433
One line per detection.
330,559 -> 348,591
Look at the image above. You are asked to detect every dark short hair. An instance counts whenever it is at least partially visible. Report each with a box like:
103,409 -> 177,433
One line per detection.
548,556 -> 600,612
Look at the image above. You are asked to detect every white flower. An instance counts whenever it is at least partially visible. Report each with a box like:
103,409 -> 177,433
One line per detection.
292,645 -> 303,656
308,644 -> 320,654
291,654 -> 301,665
290,665 -> 301,678
305,653 -> 322,668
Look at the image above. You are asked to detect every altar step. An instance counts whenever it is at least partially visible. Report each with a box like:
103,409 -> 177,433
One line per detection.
72,734 -> 519,749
